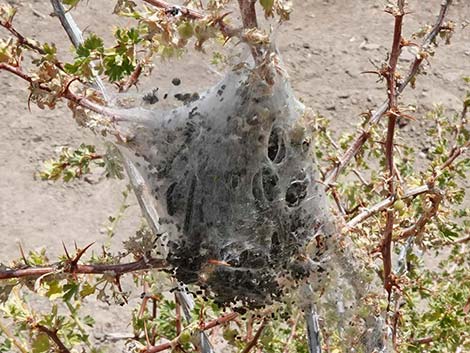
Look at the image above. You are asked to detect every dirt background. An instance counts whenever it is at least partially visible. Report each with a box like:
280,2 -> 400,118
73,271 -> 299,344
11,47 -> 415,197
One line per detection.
0,0 -> 469,351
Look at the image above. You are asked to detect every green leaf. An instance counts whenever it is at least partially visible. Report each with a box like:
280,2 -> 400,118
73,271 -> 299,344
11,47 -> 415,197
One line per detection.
0,4 -> 17,24
0,338 -> 12,353
32,333 -> 50,353
79,282 -> 96,298
178,21 -> 194,40
83,315 -> 96,327
46,280 -> 63,300
0,276 -> 15,302
260,0 -> 274,15
104,54 -> 134,81
62,0 -> 81,8
63,282 -> 79,302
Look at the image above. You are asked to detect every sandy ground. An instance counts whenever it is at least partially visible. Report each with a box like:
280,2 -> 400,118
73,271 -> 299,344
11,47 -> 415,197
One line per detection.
0,0 -> 469,351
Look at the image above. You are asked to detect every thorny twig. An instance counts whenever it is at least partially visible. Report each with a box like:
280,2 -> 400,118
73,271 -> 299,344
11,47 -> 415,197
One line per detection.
283,313 -> 301,353
0,62 -> 122,121
398,189 -> 443,240
0,256 -> 168,280
382,0 -> 406,297
143,0 -> 203,20
175,293 -> 182,336
142,0 -> 236,38
323,0 -> 453,186
346,133 -> 469,231
345,196 -> 395,229
141,312 -> 238,353
34,324 -> 71,353
120,62 -> 143,92
455,235 -> 470,244
241,318 -> 268,353
381,209 -> 395,295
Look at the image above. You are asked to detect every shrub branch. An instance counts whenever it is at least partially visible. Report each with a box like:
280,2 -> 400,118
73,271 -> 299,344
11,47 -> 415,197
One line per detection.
34,324 -> 71,353
0,257 -> 168,280
323,0 -> 453,186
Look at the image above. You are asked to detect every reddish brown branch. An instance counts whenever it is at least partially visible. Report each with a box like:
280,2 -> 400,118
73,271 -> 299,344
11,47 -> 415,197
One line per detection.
379,1 -> 406,299
455,235 -> 470,244
323,0 -> 453,186
200,312 -> 238,331
384,0 -> 405,193
1,21 -> 43,53
237,0 -> 258,29
35,325 -> 71,353
345,196 -> 395,229
0,19 -> 66,71
142,312 -> 238,353
120,62 -> 143,92
399,0 -> 453,91
412,336 -> 433,345
241,318 -> 267,353
283,314 -> 300,353
237,0 -> 262,62
381,210 -> 394,295
440,141 -> 470,170
0,257 -> 168,280
398,189 -> 443,241
174,293 -> 182,336
0,62 -> 122,121
324,130 -> 370,185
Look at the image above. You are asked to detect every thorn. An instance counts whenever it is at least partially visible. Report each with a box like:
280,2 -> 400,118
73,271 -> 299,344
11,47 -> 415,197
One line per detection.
114,275 -> 128,304
399,113 -> 417,121
72,241 -> 95,265
18,242 -> 30,266
361,70 -> 381,76
27,91 -> 33,112
143,320 -> 151,347
62,241 -> 71,260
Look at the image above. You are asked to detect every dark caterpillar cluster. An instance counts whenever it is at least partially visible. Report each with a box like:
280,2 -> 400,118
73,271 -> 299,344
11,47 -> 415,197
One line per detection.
125,67 -> 333,308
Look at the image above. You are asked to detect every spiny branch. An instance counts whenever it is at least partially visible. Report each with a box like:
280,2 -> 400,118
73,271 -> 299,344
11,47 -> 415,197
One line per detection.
143,0 -> 203,20
382,0 -> 406,296
142,0 -> 236,38
399,0 -> 453,91
323,0 -> 453,186
142,312 -> 238,353
0,62 -> 122,122
283,313 -> 301,353
398,189 -> 443,240
0,257 -> 168,280
381,209 -> 394,295
241,318 -> 267,353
